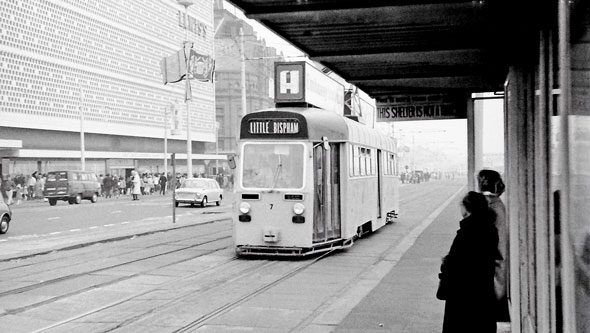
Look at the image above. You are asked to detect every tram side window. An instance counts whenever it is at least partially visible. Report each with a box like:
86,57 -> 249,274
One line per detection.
367,148 -> 373,175
389,153 -> 397,176
353,145 -> 360,176
349,144 -> 355,177
360,148 -> 366,176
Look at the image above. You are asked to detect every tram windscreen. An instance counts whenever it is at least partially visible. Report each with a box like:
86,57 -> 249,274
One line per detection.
242,143 -> 304,189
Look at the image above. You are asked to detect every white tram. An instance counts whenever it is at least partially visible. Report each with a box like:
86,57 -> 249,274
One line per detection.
232,62 -> 400,256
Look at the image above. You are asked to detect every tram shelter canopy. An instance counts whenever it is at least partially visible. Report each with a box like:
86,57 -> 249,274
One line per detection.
226,0 -> 540,97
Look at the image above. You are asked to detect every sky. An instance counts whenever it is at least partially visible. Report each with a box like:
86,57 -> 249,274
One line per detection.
223,1 -> 306,58
222,1 -> 505,157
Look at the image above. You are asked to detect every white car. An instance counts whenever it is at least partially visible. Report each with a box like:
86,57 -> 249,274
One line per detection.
175,178 -> 223,207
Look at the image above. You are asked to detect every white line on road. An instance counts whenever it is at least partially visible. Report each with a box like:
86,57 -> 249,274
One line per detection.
121,221 -> 129,224
48,217 -> 61,220
0,239 -> 7,242
89,226 -> 98,230
111,210 -> 122,213
49,232 -> 61,235
104,224 -> 115,227
69,229 -> 81,232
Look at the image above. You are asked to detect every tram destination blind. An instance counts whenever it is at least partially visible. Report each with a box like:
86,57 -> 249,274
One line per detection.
248,119 -> 300,135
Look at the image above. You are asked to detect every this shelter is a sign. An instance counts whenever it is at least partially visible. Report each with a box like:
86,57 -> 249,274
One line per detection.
376,94 -> 467,122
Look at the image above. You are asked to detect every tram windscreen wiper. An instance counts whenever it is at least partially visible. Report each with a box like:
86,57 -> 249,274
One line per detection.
271,162 -> 282,189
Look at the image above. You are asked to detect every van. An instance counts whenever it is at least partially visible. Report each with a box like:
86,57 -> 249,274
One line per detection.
43,171 -> 101,206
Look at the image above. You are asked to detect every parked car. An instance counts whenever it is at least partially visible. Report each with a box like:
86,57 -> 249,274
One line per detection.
43,171 -> 101,206
175,178 -> 223,207
0,197 -> 12,234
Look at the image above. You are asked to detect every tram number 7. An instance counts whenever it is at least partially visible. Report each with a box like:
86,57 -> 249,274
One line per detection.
269,204 -> 274,210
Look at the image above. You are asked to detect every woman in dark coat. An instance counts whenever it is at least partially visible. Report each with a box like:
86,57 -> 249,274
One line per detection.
439,191 -> 499,333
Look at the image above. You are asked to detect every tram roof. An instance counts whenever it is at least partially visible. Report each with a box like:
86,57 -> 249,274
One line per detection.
226,1 -> 541,97
250,108 -> 396,152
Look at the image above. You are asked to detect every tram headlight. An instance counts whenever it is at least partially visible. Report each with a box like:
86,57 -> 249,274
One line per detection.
293,203 -> 305,215
239,202 -> 251,214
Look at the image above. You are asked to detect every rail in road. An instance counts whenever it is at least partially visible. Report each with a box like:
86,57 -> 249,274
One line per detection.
0,180 -> 466,332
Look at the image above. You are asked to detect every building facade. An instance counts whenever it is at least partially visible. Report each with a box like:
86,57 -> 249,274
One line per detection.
0,0 -> 217,179
208,0 -> 280,176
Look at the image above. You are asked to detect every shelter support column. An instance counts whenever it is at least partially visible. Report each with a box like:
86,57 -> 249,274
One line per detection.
466,97 -> 484,190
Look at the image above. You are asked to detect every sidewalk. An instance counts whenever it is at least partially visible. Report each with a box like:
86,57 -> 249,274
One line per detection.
334,192 -> 512,332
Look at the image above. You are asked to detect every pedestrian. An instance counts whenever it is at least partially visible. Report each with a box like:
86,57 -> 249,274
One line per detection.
140,174 -> 146,195
477,169 -> 509,322
118,177 -> 126,197
1,175 -> 15,205
159,173 -> 167,195
34,174 -> 44,199
437,191 -> 499,333
27,172 -> 36,200
131,171 -> 141,200
15,184 -> 23,205
103,173 -> 113,198
147,174 -> 154,195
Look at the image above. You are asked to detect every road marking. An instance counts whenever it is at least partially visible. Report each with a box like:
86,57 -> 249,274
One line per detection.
49,232 -> 61,235
121,221 -> 129,224
48,217 -> 61,220
104,224 -> 115,227
111,210 -> 122,214
0,239 -> 7,242
89,226 -> 98,230
69,229 -> 81,232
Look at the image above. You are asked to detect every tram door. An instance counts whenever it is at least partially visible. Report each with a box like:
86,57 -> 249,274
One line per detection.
313,143 -> 341,243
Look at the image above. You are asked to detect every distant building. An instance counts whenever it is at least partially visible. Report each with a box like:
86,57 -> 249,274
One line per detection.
0,0 -> 216,178
208,0 -> 282,175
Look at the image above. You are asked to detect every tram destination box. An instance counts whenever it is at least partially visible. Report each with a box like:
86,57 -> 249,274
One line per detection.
274,61 -> 344,112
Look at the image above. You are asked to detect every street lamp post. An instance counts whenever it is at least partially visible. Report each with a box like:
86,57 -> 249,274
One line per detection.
215,121 -> 219,174
240,27 -> 247,120
79,83 -> 85,170
164,105 -> 169,177
177,0 -> 194,178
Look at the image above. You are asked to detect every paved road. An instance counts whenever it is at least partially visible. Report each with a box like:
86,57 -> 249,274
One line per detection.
3,192 -> 234,239
0,180 -> 473,332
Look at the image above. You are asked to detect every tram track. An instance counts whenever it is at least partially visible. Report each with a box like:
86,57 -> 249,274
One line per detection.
0,182 -> 465,332
0,232 -> 230,301
173,249 -> 337,332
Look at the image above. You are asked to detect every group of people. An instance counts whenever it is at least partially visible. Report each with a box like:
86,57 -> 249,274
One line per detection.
98,172 -> 170,200
1,172 -> 46,205
437,169 -> 508,332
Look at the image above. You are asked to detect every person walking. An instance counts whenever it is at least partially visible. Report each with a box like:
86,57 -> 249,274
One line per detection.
159,173 -> 168,195
131,171 -> 141,200
477,169 -> 509,322
437,191 -> 499,333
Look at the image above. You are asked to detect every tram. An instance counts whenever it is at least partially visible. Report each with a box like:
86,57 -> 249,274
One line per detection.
232,62 -> 400,256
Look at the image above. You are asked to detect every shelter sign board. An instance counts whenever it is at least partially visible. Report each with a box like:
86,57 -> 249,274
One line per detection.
376,94 -> 467,122
274,62 -> 344,112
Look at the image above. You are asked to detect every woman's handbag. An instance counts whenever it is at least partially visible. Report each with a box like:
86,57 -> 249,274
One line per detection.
436,273 -> 449,300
